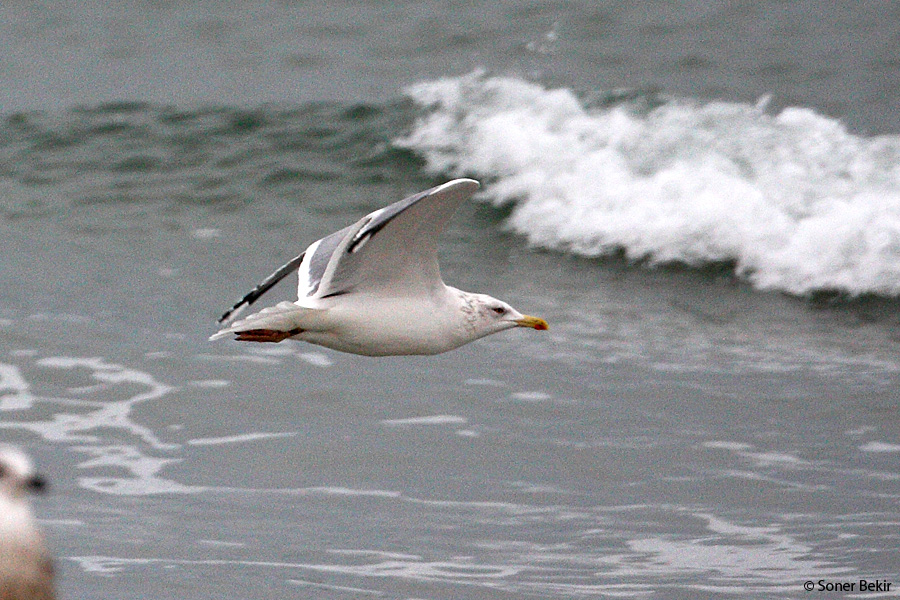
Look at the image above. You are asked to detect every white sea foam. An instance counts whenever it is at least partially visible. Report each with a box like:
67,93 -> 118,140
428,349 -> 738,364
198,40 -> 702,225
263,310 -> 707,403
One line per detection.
1,354 -> 196,496
296,351 -> 334,368
379,415 -> 468,427
703,440 -> 807,467
188,432 -> 297,446
398,72 -> 900,296
859,441 -> 900,453
0,363 -> 37,410
509,391 -> 553,402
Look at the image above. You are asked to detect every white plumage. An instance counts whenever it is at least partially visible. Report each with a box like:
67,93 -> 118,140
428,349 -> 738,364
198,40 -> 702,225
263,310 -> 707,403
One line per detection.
210,179 -> 547,355
0,445 -> 55,600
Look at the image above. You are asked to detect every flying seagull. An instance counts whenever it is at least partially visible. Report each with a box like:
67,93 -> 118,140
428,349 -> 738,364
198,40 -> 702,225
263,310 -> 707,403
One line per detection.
0,445 -> 55,600
210,179 -> 547,355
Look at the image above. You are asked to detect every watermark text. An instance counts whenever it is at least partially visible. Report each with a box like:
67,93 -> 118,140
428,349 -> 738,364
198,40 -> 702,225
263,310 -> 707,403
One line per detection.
804,579 -> 892,593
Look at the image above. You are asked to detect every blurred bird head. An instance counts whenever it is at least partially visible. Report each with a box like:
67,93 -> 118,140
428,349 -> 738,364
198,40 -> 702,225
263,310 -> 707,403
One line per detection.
0,445 -> 48,501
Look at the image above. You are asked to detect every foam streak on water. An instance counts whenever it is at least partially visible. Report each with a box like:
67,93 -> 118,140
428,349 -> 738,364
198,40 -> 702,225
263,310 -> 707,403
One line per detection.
0,353 -> 193,495
64,499 -> 847,598
397,72 -> 900,296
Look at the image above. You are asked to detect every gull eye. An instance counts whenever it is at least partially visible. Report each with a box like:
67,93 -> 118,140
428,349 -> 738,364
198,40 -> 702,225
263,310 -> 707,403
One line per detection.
492,306 -> 506,315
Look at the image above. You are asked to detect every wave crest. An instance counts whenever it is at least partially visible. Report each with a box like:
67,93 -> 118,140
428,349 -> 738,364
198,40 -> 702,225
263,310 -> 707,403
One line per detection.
397,72 -> 900,296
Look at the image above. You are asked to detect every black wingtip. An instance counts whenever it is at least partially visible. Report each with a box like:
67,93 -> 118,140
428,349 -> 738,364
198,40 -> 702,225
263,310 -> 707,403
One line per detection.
218,296 -> 252,324
217,304 -> 242,324
217,251 -> 306,325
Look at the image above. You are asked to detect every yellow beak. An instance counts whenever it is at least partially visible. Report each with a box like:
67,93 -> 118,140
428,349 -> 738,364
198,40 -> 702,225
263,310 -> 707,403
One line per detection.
515,315 -> 549,330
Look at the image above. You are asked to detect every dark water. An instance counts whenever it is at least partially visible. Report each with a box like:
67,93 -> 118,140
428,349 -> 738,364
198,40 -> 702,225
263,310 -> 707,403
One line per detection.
2,2 -> 900,599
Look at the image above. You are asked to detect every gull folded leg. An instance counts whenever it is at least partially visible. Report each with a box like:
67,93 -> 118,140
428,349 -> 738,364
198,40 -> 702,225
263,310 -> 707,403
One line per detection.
234,328 -> 304,343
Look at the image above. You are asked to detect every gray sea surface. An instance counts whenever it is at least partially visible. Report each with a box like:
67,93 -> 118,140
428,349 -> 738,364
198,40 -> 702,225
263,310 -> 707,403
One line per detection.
2,2 -> 899,599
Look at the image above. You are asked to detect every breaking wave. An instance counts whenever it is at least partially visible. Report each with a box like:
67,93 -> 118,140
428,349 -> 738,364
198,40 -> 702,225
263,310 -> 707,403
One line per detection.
397,72 -> 900,296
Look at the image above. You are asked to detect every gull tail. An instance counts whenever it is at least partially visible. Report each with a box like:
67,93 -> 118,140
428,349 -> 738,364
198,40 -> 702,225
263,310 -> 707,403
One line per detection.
209,301 -> 316,341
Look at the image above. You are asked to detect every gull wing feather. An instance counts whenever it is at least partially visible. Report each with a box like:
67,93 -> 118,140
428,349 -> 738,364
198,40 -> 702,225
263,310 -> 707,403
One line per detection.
308,178 -> 480,298
218,251 -> 306,324
212,178 -> 479,333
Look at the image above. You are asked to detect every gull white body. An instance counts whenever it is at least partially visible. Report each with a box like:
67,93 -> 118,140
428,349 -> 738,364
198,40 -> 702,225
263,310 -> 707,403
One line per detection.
211,179 -> 547,355
0,446 -> 55,600
284,287 -> 511,356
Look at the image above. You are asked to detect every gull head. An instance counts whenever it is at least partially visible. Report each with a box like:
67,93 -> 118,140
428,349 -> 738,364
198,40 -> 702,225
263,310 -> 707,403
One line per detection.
462,292 -> 549,339
0,445 -> 47,501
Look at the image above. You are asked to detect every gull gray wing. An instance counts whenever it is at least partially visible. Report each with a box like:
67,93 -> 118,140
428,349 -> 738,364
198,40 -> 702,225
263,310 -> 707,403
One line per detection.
215,178 -> 479,325
215,218 -> 360,324
306,178 -> 480,299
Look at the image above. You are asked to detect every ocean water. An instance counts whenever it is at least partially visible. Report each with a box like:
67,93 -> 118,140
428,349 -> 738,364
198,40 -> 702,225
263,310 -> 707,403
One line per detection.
2,2 -> 900,599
